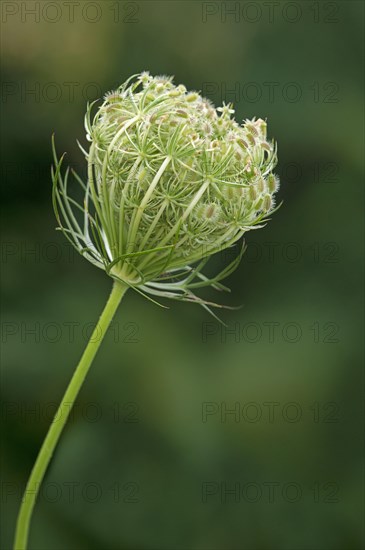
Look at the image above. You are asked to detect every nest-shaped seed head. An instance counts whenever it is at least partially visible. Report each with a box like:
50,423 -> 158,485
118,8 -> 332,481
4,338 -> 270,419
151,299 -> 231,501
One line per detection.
52,72 -> 280,315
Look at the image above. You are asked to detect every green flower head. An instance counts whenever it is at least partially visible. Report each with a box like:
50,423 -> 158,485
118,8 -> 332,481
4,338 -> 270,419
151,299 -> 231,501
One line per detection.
52,72 -> 280,313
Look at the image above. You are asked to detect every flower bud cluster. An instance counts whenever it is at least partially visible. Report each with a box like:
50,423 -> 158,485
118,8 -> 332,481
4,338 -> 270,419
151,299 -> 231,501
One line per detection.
53,72 -> 280,309
83,72 -> 279,283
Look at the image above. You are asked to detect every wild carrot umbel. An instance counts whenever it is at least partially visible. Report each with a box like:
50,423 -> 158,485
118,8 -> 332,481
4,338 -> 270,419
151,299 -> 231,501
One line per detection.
14,72 -> 280,549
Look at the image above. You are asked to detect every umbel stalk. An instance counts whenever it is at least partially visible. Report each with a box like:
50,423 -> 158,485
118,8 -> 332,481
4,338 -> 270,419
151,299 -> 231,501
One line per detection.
14,280 -> 128,550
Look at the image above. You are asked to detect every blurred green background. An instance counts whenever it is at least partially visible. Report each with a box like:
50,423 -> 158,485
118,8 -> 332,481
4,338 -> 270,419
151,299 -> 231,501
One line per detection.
1,1 -> 364,549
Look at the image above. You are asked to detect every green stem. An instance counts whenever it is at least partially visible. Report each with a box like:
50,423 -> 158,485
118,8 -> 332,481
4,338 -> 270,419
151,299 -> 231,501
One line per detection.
14,280 -> 128,550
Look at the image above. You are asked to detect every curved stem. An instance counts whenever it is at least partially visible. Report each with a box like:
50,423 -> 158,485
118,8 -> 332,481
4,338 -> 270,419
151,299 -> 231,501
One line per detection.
14,280 -> 128,550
